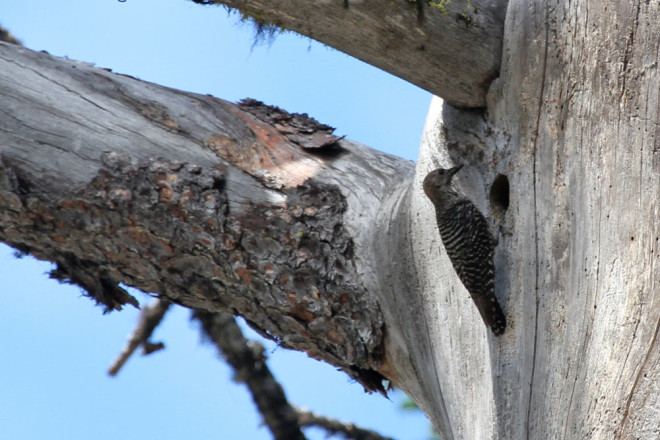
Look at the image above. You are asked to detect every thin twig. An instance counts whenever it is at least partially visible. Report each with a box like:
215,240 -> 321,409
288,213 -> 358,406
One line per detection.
194,311 -> 307,440
107,299 -> 171,376
295,406 -> 395,440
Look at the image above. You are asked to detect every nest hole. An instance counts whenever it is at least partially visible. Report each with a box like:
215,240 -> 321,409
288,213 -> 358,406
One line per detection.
489,174 -> 510,218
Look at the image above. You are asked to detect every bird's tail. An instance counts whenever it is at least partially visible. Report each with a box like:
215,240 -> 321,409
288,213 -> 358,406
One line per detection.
472,295 -> 507,336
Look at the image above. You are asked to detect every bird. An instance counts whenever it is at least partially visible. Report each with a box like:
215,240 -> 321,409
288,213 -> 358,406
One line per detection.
423,165 -> 506,336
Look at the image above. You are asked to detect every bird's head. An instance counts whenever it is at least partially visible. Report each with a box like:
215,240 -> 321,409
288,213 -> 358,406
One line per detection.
422,165 -> 463,201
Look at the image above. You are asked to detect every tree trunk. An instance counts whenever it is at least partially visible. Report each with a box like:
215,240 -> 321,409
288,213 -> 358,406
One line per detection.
493,1 -> 659,438
410,1 -> 660,438
1,0 -> 659,438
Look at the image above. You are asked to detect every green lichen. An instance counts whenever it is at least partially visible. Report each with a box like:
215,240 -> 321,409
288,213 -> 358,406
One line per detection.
428,0 -> 451,15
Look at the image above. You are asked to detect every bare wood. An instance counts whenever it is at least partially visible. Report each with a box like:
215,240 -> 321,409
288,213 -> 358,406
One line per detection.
209,0 -> 507,108
412,1 -> 660,439
493,2 -> 660,438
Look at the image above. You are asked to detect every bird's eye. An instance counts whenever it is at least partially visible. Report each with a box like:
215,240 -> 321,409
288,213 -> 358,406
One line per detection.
438,170 -> 445,175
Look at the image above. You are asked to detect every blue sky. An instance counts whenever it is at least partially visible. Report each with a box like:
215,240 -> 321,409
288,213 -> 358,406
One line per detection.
1,1 -> 433,439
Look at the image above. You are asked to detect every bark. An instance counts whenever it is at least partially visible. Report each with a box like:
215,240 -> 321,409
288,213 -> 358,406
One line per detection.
0,42 -> 415,393
206,0 -> 507,108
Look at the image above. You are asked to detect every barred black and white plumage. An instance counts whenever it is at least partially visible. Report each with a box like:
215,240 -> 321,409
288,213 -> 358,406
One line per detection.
423,165 -> 506,336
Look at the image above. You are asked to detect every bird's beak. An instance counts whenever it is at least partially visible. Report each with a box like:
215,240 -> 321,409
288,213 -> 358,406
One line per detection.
448,164 -> 463,176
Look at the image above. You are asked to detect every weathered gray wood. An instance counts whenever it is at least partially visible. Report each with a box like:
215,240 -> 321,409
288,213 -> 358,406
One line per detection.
211,0 -> 507,108
412,1 -> 660,439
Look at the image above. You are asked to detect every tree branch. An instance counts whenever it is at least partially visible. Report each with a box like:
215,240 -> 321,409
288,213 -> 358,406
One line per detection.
0,42 -> 415,394
196,310 -> 397,440
107,299 -> 172,376
195,311 -> 307,440
296,406 -> 395,440
196,0 -> 507,108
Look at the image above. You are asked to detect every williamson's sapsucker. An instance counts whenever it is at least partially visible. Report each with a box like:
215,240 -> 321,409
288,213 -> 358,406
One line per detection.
423,165 -> 506,336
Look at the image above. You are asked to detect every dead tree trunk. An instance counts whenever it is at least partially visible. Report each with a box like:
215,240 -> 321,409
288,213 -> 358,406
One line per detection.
410,1 -> 660,438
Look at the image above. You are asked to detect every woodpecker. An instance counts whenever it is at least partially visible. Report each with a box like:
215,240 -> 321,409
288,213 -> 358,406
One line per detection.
423,165 -> 506,336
